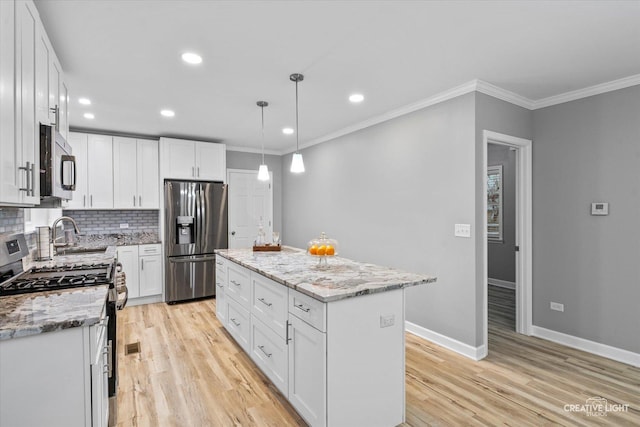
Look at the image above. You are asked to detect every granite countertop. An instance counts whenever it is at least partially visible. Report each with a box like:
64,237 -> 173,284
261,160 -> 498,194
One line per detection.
31,245 -> 118,269
216,247 -> 436,303
67,231 -> 161,250
0,286 -> 109,341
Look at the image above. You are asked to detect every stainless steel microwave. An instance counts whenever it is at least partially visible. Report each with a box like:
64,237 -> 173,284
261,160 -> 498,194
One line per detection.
39,124 -> 75,205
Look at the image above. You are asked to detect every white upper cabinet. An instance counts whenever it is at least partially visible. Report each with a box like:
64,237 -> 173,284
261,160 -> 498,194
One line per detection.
0,0 -> 67,206
86,134 -> 113,209
113,137 -> 159,209
160,137 -> 226,181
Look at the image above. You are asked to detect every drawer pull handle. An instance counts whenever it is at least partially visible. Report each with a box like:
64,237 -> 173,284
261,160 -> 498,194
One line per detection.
294,303 -> 310,313
258,297 -> 272,307
230,318 -> 241,327
258,345 -> 272,358
216,283 -> 223,288
230,280 -> 241,286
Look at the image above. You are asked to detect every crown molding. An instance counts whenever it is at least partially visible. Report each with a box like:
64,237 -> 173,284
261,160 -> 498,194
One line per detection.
532,73 -> 640,109
225,145 -> 281,156
474,80 -> 534,110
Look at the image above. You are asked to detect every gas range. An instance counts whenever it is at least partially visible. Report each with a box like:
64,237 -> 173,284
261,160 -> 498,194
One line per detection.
0,263 -> 114,297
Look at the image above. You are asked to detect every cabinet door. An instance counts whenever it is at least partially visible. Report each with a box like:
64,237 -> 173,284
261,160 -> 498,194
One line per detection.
160,138 -> 195,179
66,132 -> 88,208
195,142 -> 225,181
112,136 -> 137,209
87,134 -> 113,208
16,0 -> 39,204
139,255 -> 162,297
49,57 -> 61,130
0,0 -> 20,204
35,27 -> 50,127
58,79 -> 69,140
117,246 -> 139,298
136,139 -> 159,208
288,314 -> 327,427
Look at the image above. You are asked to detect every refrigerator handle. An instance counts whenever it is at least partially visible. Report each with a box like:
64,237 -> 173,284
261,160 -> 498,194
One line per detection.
199,188 -> 205,251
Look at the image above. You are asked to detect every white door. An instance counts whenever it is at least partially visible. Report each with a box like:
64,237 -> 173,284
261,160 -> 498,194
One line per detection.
227,169 -> 273,249
87,134 -> 113,208
66,132 -> 88,208
112,136 -> 137,209
137,139 -> 159,208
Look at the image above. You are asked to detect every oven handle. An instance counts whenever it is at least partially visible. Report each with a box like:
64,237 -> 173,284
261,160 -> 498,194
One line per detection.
115,261 -> 128,310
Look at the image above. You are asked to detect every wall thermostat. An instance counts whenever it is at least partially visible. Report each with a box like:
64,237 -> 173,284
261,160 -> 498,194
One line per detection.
591,202 -> 609,216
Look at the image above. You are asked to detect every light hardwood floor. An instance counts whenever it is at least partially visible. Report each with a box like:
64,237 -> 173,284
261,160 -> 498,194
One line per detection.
117,299 -> 639,426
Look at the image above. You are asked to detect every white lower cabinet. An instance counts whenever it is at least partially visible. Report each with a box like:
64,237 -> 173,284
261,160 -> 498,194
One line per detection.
215,256 -> 228,323
117,244 -> 162,303
288,313 -> 326,427
226,297 -> 251,353
0,308 -> 109,427
251,315 -> 289,396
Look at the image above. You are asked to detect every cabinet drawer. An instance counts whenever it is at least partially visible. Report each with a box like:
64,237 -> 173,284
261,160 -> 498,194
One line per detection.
215,256 -> 228,276
138,244 -> 161,256
215,287 -> 227,324
251,315 -> 288,396
289,289 -> 326,332
226,298 -> 250,353
227,262 -> 251,310
251,273 -> 288,339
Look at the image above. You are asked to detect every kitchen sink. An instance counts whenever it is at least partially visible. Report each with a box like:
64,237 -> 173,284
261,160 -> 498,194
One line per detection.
55,246 -> 108,255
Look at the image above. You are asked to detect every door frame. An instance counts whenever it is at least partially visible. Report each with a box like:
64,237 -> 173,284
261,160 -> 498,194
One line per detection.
482,130 -> 533,349
226,168 -> 274,248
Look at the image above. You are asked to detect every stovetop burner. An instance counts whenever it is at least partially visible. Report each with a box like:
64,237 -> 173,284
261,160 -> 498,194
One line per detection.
0,263 -> 114,297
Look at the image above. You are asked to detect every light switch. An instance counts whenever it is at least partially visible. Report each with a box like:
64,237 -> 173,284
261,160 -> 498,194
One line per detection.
454,224 -> 471,238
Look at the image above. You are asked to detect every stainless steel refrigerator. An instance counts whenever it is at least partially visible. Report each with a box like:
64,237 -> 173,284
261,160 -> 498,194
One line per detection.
164,180 -> 228,303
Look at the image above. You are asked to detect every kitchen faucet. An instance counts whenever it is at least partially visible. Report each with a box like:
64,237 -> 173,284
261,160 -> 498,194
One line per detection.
51,216 -> 81,249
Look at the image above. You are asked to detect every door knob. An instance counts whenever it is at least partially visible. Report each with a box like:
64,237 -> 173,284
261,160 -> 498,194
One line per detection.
231,231 -> 236,236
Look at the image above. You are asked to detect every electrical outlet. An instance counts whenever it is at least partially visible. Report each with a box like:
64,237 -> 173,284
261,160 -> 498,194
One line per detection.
550,302 -> 564,312
454,224 -> 471,238
119,223 -> 129,229
380,314 -> 395,328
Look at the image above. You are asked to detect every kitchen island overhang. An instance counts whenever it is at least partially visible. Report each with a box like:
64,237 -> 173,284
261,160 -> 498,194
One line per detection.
215,246 -> 436,427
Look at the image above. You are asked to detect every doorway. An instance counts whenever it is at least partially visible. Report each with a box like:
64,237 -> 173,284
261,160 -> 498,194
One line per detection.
227,169 -> 273,249
482,130 -> 533,356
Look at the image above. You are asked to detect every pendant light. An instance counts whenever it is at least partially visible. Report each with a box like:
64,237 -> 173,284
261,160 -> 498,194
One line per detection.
289,73 -> 305,173
256,101 -> 270,181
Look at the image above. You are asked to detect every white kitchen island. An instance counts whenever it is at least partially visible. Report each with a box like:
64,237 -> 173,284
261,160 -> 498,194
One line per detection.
215,247 -> 436,427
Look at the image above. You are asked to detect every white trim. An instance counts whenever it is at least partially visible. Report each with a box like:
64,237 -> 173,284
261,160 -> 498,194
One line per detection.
405,321 -> 486,361
475,80 -> 534,110
483,131 -> 533,343
225,144 -> 281,155
532,73 -> 640,110
531,326 -> 640,368
126,294 -> 162,307
488,278 -> 515,290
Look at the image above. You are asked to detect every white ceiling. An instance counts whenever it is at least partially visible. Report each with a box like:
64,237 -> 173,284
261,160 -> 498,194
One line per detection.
35,0 -> 640,153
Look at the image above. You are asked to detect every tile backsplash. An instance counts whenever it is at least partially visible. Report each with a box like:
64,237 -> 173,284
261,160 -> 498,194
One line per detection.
63,210 -> 159,234
0,208 -> 24,234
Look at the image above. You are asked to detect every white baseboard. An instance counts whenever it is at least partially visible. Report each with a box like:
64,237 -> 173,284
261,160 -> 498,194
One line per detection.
126,294 -> 163,307
405,321 -> 486,361
488,278 -> 516,290
531,326 -> 640,368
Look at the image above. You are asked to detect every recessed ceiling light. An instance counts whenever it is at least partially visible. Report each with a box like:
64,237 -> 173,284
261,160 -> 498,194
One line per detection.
78,97 -> 91,105
161,109 -> 175,117
181,52 -> 202,65
282,127 -> 294,135
349,93 -> 364,103
83,113 -> 95,119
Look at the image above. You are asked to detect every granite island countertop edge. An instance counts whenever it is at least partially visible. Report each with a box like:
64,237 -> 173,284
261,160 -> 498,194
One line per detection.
215,248 -> 437,303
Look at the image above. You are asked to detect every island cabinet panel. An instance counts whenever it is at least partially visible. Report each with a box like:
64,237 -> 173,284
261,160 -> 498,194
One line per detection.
215,256 -> 228,323
288,312 -> 327,427
252,273 -> 288,339
250,314 -> 289,396
288,288 -> 326,333
227,262 -> 251,310
326,289 -> 405,427
226,296 -> 251,353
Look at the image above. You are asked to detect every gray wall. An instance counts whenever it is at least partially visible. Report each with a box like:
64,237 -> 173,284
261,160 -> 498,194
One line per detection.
532,86 -> 640,353
226,151 -> 283,235
487,144 -> 516,283
0,208 -> 24,234
283,93 -> 481,347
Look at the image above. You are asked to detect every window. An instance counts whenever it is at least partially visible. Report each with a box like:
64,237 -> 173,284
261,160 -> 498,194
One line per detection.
487,165 -> 503,241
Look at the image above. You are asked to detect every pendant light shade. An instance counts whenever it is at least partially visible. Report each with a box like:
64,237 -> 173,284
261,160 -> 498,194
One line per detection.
289,73 -> 305,174
256,101 -> 270,181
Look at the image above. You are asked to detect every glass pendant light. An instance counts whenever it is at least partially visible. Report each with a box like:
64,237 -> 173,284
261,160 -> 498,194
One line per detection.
256,101 -> 270,181
289,73 -> 305,173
